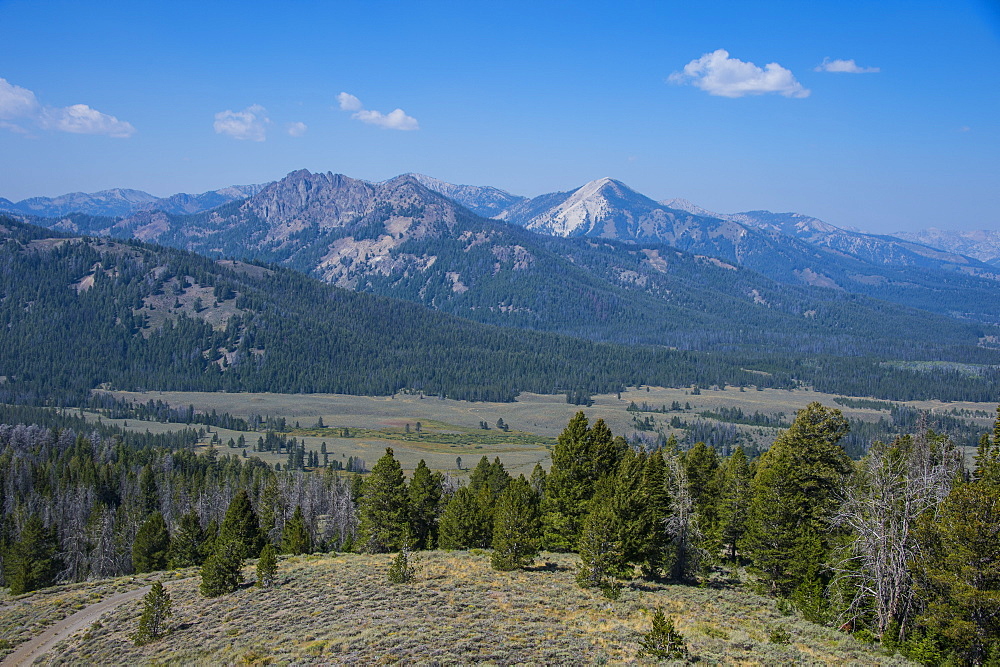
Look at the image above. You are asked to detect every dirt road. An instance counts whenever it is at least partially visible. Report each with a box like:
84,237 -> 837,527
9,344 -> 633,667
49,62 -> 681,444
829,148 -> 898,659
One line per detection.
1,585 -> 151,666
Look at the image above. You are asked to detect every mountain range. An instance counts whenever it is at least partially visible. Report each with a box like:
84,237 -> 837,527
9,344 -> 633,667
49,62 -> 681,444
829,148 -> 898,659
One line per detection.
11,169 -> 1000,332
0,184 -> 264,218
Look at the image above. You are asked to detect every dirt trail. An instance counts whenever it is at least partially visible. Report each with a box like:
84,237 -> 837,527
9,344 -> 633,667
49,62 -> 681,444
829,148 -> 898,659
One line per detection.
2,585 -> 151,666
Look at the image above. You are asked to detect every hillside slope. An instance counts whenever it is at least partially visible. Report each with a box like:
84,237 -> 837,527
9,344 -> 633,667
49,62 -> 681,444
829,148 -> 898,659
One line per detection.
0,552 -> 905,665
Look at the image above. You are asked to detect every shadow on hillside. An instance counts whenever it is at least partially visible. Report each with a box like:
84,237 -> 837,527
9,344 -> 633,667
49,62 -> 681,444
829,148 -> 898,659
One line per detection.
524,561 -> 572,573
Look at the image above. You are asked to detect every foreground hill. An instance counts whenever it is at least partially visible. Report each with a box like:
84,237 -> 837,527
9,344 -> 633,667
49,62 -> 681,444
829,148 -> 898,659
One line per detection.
0,552 -> 904,665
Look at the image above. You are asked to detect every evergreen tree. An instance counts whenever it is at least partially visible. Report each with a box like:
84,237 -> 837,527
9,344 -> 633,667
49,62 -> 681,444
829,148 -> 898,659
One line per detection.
637,608 -> 689,661
280,505 -> 312,555
219,490 -> 265,559
168,510 -> 206,569
718,447 -> 752,562
913,427 -> 1000,664
607,450 -> 649,573
139,464 -> 159,517
408,460 -> 442,549
491,476 -> 541,571
199,539 -> 244,597
4,513 -> 59,595
529,463 -> 547,497
356,448 -> 409,553
132,511 -> 170,573
437,486 -> 489,550
576,493 -> 627,595
132,581 -> 172,646
387,536 -> 418,584
637,448 -> 671,578
256,543 -> 278,589
741,402 -> 851,597
683,441 -> 722,548
542,413 -> 626,551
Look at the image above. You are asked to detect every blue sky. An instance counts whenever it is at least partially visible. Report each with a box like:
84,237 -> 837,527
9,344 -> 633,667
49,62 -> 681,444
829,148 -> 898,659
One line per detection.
1,0 -> 997,232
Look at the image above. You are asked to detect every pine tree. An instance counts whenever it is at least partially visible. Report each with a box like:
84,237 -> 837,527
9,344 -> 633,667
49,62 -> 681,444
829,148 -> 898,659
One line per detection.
132,511 -> 170,573
280,505 -> 312,555
576,493 -> 626,596
637,608 -> 688,660
256,543 -> 278,589
168,510 -> 206,569
199,539 -> 244,598
408,460 -> 442,549
912,417 -> 1000,664
218,490 -> 265,559
139,464 -> 159,517
607,450 -> 649,573
741,402 -> 851,597
683,441 -> 722,548
132,581 -> 172,646
718,447 -> 752,562
542,413 -> 625,551
5,513 -> 59,595
355,448 -> 409,553
387,536 -> 417,584
491,476 -> 541,571
637,448 -> 671,578
437,486 -> 489,550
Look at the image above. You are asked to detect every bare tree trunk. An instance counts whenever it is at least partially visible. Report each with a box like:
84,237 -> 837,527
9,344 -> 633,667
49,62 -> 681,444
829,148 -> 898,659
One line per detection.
833,430 -> 961,638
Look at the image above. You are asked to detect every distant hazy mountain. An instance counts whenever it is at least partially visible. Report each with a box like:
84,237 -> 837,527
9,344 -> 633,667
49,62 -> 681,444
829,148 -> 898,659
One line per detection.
407,173 -> 524,218
892,228 -> 1000,267
0,184 -> 266,218
1,188 -> 160,218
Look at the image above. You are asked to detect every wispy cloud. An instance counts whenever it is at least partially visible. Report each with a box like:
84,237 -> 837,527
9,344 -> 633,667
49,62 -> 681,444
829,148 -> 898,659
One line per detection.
213,104 -> 270,141
336,92 -> 419,130
0,77 -> 136,137
287,121 -> 308,137
815,58 -> 880,73
668,49 -> 809,98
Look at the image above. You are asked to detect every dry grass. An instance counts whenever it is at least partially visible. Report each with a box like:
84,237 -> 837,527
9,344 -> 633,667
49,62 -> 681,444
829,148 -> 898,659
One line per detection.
6,552 -> 913,665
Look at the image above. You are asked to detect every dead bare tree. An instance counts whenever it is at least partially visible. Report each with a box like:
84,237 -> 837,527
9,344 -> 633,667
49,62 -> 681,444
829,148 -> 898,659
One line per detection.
833,428 -> 961,640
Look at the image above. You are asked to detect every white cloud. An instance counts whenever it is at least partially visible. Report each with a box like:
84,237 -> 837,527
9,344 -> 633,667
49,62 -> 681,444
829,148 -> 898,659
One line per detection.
337,92 -> 363,112
213,104 -> 270,141
668,49 -> 810,98
0,77 -> 135,137
287,121 -> 308,137
41,104 -> 136,138
0,78 -> 40,120
815,58 -> 880,73
336,91 -> 419,131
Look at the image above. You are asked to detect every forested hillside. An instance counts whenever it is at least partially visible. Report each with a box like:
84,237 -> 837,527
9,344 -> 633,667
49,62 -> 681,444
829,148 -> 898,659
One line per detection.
2,216 -> 999,405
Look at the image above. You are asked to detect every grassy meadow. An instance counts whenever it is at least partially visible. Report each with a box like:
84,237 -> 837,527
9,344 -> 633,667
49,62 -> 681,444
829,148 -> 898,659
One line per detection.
90,386 -> 997,476
2,551 -> 911,665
